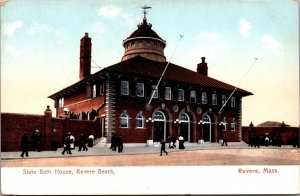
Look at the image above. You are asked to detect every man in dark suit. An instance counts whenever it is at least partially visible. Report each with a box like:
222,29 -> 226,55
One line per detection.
160,139 -> 168,156
20,132 -> 29,157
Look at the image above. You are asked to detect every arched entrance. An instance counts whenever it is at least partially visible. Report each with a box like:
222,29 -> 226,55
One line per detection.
179,113 -> 190,142
153,111 -> 166,142
202,114 -> 212,142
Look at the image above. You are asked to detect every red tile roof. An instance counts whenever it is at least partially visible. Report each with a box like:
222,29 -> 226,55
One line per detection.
49,56 -> 253,99
104,56 -> 253,96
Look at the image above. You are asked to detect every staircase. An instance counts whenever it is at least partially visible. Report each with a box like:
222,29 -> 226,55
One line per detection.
95,137 -> 107,147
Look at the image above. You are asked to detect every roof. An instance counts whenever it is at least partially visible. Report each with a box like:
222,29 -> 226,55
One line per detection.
124,19 -> 164,42
104,56 -> 253,96
257,121 -> 290,127
49,56 -> 253,99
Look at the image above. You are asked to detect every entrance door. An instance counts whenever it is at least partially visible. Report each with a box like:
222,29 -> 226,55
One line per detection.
153,111 -> 166,142
179,113 -> 190,142
202,114 -> 211,142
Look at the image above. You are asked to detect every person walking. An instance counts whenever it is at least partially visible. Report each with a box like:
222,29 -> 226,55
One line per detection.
221,134 -> 228,146
32,130 -> 42,152
160,139 -> 168,156
20,132 -> 29,157
62,133 -> 72,155
78,132 -> 88,151
116,134 -> 123,153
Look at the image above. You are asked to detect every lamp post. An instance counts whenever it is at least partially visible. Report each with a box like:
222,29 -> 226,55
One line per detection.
146,117 -> 154,146
197,120 -> 204,144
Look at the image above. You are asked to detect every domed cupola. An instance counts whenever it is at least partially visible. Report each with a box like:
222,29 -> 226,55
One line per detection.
121,8 -> 167,62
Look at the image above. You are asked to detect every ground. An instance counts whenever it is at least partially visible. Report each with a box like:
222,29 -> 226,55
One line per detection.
2,147 -> 299,167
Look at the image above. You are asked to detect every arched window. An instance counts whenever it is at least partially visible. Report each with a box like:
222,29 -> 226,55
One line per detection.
154,111 -> 165,121
120,112 -> 129,128
136,113 -> 144,128
180,113 -> 189,122
230,118 -> 236,131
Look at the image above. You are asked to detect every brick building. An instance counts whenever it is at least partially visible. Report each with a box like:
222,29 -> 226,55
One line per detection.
48,14 -> 253,145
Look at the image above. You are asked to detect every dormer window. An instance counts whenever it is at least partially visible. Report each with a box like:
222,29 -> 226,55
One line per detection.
178,89 -> 184,101
190,91 -> 196,103
164,87 -> 171,100
121,81 -> 129,95
151,85 -> 158,98
201,92 -> 207,104
222,95 -> 226,105
212,93 -> 217,105
136,83 -> 144,97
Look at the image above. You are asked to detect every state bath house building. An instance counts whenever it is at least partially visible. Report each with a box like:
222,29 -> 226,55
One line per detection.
49,12 -> 253,145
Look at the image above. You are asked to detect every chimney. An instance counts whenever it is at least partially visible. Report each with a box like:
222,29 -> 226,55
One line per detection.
80,32 -> 92,80
197,57 -> 208,76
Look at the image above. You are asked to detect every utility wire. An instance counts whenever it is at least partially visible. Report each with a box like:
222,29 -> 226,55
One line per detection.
218,57 -> 258,113
146,35 -> 184,110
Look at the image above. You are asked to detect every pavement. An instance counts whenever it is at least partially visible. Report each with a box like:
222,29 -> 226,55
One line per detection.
1,141 -> 297,160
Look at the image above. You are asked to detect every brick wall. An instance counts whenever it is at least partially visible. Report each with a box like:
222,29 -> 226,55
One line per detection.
1,107 -> 101,152
242,125 -> 299,145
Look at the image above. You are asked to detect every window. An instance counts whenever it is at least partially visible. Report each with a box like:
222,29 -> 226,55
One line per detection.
92,84 -> 97,98
201,92 -> 207,104
190,91 -> 196,103
231,97 -> 236,107
221,118 -> 227,131
222,95 -> 226,105
164,87 -> 171,100
121,81 -> 129,95
178,89 -> 184,101
151,85 -> 158,98
230,118 -> 236,131
99,82 -> 104,95
212,94 -> 217,105
136,83 -> 144,97
136,113 -> 144,128
120,112 -> 129,128
59,97 -> 64,108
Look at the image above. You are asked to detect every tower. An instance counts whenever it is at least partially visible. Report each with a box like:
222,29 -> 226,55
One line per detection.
121,7 -> 166,62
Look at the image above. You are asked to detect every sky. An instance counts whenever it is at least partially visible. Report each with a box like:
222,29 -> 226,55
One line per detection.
1,0 -> 299,126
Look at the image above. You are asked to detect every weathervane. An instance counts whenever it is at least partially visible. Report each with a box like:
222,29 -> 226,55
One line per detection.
142,5 -> 152,19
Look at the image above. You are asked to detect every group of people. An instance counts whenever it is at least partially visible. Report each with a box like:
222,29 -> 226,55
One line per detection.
248,135 -> 282,148
110,133 -> 123,153
160,135 -> 186,156
20,130 -> 42,157
62,132 -> 92,155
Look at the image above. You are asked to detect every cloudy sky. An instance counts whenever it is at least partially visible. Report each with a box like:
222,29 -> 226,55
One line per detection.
1,0 -> 299,126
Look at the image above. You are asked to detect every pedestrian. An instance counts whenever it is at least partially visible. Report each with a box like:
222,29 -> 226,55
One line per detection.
69,133 -> 75,150
62,132 -> 72,155
160,139 -> 168,156
265,136 -> 270,147
221,134 -> 228,146
20,132 -> 29,157
116,134 -> 123,153
88,135 -> 94,147
51,129 -> 58,151
178,134 -> 185,149
78,132 -> 88,151
110,133 -> 116,151
32,130 -> 42,151
171,136 -> 177,148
